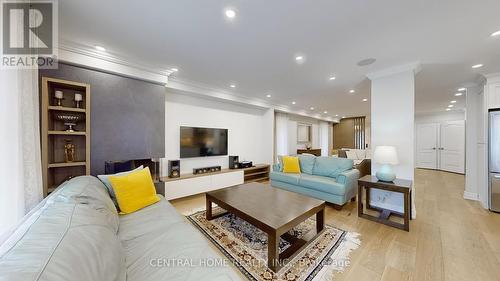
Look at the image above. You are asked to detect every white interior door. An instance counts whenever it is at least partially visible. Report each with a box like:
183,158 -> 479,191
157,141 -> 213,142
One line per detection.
416,123 -> 439,169
439,120 -> 465,174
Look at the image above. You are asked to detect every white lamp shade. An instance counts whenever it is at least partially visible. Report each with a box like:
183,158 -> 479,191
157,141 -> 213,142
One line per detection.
374,146 -> 399,165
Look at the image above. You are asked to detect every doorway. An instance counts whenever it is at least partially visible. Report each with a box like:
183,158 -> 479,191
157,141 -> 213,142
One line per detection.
416,120 -> 465,174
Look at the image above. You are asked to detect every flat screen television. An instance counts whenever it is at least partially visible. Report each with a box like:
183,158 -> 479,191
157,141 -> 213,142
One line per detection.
180,126 -> 228,158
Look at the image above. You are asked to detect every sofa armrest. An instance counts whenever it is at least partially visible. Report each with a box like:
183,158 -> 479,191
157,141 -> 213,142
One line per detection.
272,163 -> 281,172
336,169 -> 360,193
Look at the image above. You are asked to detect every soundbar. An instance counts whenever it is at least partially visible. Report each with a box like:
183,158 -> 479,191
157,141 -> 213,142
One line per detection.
193,166 -> 222,175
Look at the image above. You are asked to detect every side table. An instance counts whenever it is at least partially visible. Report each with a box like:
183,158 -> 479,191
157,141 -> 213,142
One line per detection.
357,175 -> 412,231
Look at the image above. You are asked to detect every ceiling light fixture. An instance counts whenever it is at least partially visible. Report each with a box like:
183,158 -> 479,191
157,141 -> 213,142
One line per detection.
310,107 -> 315,110
292,101 -> 296,105
450,100 -> 457,104
266,94 -> 271,98
472,64 -> 484,69
448,105 -> 454,108
349,90 -> 355,94
295,56 -> 303,61
323,111 -> 328,114
95,45 -> 106,51
170,68 -> 179,72
329,76 -> 336,81
225,9 -> 236,19
457,88 -> 466,91
446,108 -> 451,111
455,93 -> 463,96
342,116 -> 346,119
491,30 -> 500,37
362,98 -> 368,102
230,84 -> 236,88
335,114 -> 339,117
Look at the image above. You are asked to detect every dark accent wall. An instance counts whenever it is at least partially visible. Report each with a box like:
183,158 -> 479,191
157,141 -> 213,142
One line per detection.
39,63 -> 165,175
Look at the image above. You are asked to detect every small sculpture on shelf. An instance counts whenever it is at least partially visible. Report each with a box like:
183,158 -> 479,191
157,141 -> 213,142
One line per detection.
64,139 -> 76,162
74,93 -> 83,108
54,90 -> 64,106
55,113 -> 82,132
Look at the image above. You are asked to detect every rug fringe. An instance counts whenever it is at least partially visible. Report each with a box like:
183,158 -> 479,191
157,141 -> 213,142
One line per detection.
313,232 -> 361,281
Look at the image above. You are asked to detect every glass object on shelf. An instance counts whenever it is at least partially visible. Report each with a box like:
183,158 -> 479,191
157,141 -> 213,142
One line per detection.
55,113 -> 82,132
54,90 -> 63,106
74,93 -> 83,108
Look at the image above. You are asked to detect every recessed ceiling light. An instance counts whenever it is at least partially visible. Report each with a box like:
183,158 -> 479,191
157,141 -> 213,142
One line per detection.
446,108 -> 451,111
362,98 -> 368,102
448,105 -> 454,108
310,107 -> 315,110
450,100 -> 457,103
457,88 -> 466,91
491,30 -> 500,37
323,111 -> 328,114
95,45 -> 106,51
335,114 -> 339,117
472,64 -> 484,69
266,94 -> 271,98
295,56 -> 304,61
329,76 -> 336,81
230,84 -> 236,88
455,92 -> 463,96
349,90 -> 355,94
225,9 -> 236,19
292,101 -> 296,105
171,68 -> 179,72
342,116 -> 346,119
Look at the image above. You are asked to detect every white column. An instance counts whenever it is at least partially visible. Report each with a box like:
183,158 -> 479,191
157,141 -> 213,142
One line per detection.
464,86 -> 482,201
367,63 -> 420,218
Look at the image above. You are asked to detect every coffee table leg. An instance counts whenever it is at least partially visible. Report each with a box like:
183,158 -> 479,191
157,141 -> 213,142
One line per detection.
316,208 -> 325,233
206,195 -> 213,220
268,231 -> 279,272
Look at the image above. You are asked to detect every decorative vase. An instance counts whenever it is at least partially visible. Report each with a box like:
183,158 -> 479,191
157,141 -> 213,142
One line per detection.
64,139 -> 76,162
376,164 -> 396,182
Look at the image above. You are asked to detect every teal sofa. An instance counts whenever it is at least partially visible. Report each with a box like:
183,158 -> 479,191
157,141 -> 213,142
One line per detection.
270,155 -> 360,208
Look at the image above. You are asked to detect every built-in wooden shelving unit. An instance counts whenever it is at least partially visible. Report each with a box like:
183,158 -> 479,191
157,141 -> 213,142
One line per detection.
243,164 -> 270,183
41,77 -> 91,197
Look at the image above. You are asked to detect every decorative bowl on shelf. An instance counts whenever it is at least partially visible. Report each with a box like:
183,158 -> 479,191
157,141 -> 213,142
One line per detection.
54,113 -> 83,132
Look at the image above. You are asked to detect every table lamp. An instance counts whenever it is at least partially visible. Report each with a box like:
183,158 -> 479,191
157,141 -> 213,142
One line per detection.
374,146 -> 399,182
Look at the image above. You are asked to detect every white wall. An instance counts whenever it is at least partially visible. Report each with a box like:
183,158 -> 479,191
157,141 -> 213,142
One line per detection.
163,90 -> 274,175
415,111 -> 465,124
370,68 -> 417,215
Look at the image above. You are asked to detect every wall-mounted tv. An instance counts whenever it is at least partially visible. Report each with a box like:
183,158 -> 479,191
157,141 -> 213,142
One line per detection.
180,126 -> 228,158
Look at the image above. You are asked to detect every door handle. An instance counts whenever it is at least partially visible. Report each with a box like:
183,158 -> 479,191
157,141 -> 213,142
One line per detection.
432,147 -> 436,150
439,147 -> 444,150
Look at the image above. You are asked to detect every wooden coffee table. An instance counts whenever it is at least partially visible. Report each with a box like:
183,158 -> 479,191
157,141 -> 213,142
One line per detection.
206,182 -> 325,272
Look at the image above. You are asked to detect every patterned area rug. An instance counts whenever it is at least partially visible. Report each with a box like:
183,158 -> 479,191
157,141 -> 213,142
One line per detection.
187,207 -> 360,281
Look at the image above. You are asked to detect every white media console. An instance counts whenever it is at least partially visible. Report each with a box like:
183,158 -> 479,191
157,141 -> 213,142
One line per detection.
162,169 -> 244,200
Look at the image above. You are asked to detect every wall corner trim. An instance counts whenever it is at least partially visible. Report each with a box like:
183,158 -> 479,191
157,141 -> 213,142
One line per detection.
463,191 -> 479,201
366,61 -> 422,80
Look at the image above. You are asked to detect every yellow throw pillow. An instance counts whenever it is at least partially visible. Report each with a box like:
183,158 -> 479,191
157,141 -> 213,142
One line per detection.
108,167 -> 160,214
282,156 -> 301,173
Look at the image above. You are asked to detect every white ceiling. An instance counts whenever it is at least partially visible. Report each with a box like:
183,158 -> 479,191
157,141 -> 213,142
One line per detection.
59,0 -> 500,117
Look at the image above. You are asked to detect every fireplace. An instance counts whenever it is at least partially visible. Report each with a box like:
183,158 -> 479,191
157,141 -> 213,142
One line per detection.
104,158 -> 164,195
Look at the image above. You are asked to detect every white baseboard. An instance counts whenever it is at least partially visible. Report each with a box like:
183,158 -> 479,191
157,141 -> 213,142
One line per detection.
463,191 -> 479,201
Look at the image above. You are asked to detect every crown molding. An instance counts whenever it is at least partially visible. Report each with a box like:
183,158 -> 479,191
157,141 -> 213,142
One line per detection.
167,77 -> 338,123
57,40 -> 171,84
366,62 -> 422,80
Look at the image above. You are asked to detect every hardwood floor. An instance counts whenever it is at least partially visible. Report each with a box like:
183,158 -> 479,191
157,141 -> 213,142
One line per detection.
170,169 -> 500,281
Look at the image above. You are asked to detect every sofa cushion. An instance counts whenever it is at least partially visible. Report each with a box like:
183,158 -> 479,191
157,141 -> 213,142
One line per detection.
0,199 -> 126,281
98,165 -> 144,207
298,174 -> 346,196
346,150 -> 358,160
312,157 -> 354,178
298,154 -> 316,174
119,196 -> 241,281
282,156 -> 301,173
270,171 -> 301,185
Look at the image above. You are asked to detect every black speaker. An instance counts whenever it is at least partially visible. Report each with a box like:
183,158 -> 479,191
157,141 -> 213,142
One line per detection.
168,160 -> 180,178
229,156 -> 239,169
